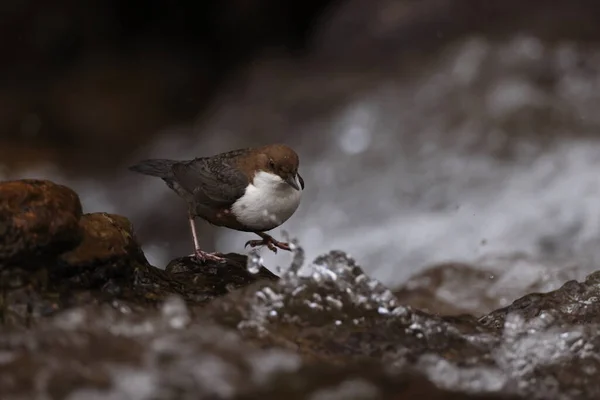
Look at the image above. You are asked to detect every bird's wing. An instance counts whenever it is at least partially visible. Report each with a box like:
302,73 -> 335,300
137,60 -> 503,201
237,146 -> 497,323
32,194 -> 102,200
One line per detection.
171,156 -> 249,207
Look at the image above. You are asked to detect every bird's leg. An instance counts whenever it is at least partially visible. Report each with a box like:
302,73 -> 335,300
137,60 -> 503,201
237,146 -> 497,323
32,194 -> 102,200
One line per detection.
188,213 -> 225,263
244,232 -> 291,253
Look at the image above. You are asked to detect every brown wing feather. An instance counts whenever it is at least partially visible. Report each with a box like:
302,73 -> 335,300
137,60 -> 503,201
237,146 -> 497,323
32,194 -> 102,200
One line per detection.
171,151 -> 249,207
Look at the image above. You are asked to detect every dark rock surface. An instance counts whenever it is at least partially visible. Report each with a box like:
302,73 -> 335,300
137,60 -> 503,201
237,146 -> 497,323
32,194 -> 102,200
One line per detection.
393,257 -> 578,316
2,178 -> 600,399
480,271 -> 600,330
0,179 -> 275,328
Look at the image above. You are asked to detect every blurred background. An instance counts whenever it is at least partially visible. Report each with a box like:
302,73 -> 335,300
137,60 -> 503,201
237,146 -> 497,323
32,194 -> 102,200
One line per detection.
4,0 -> 600,287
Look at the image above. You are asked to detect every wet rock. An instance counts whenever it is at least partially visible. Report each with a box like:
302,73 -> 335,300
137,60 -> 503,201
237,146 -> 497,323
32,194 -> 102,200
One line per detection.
0,179 -> 276,328
166,253 -> 276,278
166,253 -> 278,295
204,251 -> 494,367
200,250 -> 600,399
0,179 -> 83,264
394,263 -> 496,316
128,255 -> 279,307
53,212 -> 151,294
480,270 -> 600,330
0,302 -> 521,400
394,255 -> 578,316
60,213 -> 142,267
0,207 -> 151,327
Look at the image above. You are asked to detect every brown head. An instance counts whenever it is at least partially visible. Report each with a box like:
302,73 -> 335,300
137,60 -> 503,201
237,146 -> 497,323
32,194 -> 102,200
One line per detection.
247,144 -> 303,190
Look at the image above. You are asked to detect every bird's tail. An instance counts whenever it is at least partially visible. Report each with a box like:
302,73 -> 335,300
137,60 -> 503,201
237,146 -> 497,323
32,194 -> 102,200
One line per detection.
128,159 -> 177,178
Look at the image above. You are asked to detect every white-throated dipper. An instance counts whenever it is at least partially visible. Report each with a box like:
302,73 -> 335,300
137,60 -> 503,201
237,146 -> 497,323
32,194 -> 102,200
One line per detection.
129,144 -> 304,262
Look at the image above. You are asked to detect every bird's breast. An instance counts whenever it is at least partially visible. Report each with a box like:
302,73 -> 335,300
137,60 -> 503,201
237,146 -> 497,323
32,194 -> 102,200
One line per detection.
231,180 -> 302,231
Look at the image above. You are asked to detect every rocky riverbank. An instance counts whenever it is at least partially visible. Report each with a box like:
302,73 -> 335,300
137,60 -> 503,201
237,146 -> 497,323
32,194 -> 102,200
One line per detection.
1,179 -> 600,399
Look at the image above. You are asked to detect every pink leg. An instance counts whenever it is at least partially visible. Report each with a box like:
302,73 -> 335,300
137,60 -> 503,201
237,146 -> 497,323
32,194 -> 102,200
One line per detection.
188,214 -> 225,263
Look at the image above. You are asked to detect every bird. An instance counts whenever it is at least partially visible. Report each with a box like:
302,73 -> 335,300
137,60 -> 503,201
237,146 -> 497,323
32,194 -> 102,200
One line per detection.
128,144 -> 304,263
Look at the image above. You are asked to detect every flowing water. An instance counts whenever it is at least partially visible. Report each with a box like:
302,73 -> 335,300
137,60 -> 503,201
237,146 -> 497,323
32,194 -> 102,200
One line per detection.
4,35 -> 600,398
11,36 -> 600,285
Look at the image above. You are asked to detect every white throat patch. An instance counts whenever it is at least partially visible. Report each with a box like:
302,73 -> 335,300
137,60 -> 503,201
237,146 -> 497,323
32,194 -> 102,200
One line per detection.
231,171 -> 302,231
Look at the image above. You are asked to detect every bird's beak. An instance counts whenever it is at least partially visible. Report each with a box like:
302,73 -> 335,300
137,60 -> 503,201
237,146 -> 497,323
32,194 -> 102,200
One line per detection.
285,174 -> 301,191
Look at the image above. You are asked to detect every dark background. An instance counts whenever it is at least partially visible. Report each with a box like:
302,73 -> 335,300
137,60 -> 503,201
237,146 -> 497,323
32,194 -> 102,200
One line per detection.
3,0 -> 600,172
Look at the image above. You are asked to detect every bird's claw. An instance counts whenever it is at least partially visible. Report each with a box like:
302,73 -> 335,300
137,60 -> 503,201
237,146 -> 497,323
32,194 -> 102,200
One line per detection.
245,239 -> 276,253
244,238 -> 291,253
192,249 -> 227,263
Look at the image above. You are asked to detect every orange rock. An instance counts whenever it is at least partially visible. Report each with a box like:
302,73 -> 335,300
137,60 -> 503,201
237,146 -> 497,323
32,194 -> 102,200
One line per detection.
60,212 -> 142,267
0,179 -> 83,262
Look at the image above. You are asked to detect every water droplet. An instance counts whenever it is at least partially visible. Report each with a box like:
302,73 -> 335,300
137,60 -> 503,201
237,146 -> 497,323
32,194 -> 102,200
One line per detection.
391,306 -> 408,316
161,295 -> 190,329
325,296 -> 343,310
377,306 -> 390,315
287,239 -> 304,275
111,300 -> 132,314
246,250 -> 263,274
336,103 -> 374,155
53,308 -> 86,330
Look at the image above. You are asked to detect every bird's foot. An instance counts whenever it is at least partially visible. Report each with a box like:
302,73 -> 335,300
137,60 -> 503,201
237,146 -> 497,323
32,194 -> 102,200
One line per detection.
191,249 -> 227,264
244,235 -> 291,254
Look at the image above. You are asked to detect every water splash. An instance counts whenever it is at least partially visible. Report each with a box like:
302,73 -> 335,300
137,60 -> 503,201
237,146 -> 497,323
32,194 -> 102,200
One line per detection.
161,296 -> 190,330
246,250 -> 263,274
417,355 -> 508,394
236,243 -> 409,338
